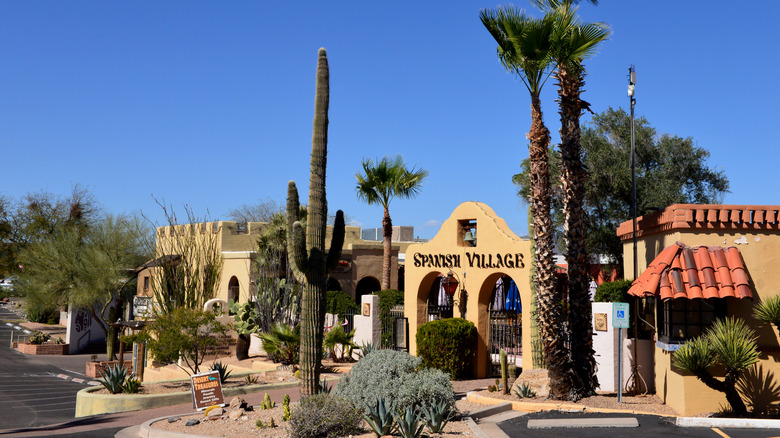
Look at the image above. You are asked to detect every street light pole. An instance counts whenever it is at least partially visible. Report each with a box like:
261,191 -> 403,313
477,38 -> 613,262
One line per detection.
628,65 -> 639,396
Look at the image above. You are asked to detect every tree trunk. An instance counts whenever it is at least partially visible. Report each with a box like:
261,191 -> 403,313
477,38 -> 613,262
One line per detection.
236,334 -> 250,361
528,94 -> 575,399
557,65 -> 598,398
381,207 -> 392,291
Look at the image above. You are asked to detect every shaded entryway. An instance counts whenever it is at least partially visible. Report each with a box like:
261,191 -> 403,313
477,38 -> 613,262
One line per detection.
355,276 -> 380,303
486,274 -> 522,374
227,276 -> 239,303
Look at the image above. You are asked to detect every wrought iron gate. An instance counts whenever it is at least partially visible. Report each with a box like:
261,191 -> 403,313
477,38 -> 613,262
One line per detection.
487,276 -> 522,376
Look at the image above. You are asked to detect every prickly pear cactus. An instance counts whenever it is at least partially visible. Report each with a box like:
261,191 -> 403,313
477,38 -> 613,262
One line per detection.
286,48 -> 345,397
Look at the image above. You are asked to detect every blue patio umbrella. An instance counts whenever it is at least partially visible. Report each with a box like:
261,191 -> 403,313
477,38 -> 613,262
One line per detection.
505,279 -> 521,312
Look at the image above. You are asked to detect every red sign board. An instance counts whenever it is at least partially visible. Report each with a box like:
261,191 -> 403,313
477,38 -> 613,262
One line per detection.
190,370 -> 225,410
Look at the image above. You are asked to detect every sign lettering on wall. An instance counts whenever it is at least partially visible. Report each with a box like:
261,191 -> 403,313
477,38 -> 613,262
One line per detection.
412,252 -> 524,270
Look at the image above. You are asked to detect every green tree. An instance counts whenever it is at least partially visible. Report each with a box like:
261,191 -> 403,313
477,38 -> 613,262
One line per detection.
673,317 -> 759,416
16,214 -> 147,358
535,0 -> 610,398
481,6 -> 577,398
513,107 -> 730,270
355,155 -> 428,291
138,308 -> 229,375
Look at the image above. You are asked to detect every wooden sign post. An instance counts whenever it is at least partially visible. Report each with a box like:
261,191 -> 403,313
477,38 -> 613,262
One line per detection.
191,370 -> 225,410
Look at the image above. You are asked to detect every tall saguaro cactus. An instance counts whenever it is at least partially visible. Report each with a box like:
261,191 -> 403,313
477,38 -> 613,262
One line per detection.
286,48 -> 345,397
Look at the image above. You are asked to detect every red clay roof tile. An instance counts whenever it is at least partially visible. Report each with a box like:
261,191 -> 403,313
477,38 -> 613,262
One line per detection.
627,242 -> 752,301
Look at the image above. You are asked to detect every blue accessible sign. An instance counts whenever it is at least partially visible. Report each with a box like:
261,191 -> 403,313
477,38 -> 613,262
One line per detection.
612,302 -> 630,329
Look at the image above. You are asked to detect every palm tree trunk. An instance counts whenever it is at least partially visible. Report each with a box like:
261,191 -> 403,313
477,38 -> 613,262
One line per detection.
557,65 -> 598,398
381,207 -> 392,291
529,94 -> 575,399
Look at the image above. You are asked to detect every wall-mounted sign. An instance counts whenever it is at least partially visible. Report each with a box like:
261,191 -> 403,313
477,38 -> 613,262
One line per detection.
594,313 -> 608,331
362,303 -> 371,316
612,303 -> 630,329
133,296 -> 154,318
412,252 -> 525,270
191,370 -> 225,410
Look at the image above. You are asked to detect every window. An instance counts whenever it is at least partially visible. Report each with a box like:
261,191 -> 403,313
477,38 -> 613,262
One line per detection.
143,276 -> 150,292
458,219 -> 477,247
657,298 -> 726,344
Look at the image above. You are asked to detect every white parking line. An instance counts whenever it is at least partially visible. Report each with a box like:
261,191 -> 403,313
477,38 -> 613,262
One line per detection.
10,395 -> 75,402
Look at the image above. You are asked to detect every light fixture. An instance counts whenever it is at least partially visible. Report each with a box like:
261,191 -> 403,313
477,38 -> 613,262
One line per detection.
463,230 -> 476,247
442,271 -> 459,296
441,270 -> 467,318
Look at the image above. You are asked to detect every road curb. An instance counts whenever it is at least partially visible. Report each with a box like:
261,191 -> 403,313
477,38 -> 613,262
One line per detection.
676,416 -> 780,429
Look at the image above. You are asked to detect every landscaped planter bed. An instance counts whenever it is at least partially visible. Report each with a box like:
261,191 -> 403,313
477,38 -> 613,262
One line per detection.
85,360 -> 135,378
15,342 -> 69,355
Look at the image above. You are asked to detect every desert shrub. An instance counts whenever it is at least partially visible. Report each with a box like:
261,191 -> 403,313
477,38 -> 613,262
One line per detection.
334,349 -> 453,411
326,290 -> 359,317
593,279 -> 632,303
397,367 -> 455,410
416,318 -> 477,379
289,394 -> 362,438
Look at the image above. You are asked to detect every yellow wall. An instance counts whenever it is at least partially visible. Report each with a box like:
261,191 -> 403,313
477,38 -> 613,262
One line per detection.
622,206 -> 780,416
405,202 -> 532,378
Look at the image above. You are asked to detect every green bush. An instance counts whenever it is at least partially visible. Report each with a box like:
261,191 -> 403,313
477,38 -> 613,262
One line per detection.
334,349 -> 454,412
593,279 -> 632,302
416,318 -> 477,379
326,290 -> 359,316
289,394 -> 362,438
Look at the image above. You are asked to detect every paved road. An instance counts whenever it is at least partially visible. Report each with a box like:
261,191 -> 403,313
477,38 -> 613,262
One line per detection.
497,411 -> 780,438
0,306 -> 96,432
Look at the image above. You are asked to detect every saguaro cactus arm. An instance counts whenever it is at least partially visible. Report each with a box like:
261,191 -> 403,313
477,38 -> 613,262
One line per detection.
326,210 -> 345,272
286,181 -> 307,285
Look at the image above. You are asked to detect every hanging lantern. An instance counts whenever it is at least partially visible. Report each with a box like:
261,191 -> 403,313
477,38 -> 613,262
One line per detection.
442,272 -> 459,296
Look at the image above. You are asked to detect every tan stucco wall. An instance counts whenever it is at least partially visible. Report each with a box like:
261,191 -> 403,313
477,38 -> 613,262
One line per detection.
405,202 -> 532,378
624,221 -> 780,416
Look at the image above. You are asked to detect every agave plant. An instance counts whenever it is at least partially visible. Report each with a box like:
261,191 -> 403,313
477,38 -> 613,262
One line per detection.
210,360 -> 232,383
98,363 -> 128,394
421,399 -> 453,434
514,382 -> 537,399
753,295 -> 780,329
363,396 -> 397,437
672,317 -> 759,416
122,376 -> 142,394
393,406 -> 426,438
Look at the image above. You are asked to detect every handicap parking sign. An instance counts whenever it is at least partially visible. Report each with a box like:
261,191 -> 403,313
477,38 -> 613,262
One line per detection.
612,302 -> 629,328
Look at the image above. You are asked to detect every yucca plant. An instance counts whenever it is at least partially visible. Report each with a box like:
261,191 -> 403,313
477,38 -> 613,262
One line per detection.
393,406 -> 427,438
421,399 -> 453,434
98,363 -> 128,394
318,378 -> 332,395
209,360 -> 231,383
673,317 -> 759,416
259,323 -> 301,364
363,396 -> 397,437
753,295 -> 780,329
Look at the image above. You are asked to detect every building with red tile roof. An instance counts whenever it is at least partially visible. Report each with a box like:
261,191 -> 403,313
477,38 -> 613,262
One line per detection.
617,204 -> 780,416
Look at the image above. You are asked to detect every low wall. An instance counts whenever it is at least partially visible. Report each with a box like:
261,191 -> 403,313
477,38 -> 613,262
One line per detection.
16,343 -> 69,355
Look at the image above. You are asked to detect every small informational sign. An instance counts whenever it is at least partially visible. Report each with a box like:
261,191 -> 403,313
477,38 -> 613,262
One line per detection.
362,303 -> 371,316
612,302 -> 630,329
133,296 -> 153,318
191,370 -> 225,410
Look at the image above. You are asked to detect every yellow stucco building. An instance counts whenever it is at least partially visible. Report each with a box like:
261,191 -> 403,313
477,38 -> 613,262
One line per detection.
405,202 -> 532,378
618,204 -> 780,416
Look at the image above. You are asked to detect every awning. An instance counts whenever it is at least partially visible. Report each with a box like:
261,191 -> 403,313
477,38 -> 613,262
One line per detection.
627,242 -> 752,301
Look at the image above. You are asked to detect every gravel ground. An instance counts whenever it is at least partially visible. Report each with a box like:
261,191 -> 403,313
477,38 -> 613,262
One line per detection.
151,398 -> 479,438
95,370 -> 297,395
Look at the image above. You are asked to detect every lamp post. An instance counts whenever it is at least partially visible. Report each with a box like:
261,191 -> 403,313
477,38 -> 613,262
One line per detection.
628,65 -> 639,397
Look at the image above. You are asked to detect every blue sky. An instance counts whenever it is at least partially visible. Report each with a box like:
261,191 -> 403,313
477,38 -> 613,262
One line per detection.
2,1 -> 778,240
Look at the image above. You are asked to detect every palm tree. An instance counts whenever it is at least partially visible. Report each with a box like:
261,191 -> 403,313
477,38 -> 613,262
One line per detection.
355,155 -> 428,291
536,0 -> 610,397
480,6 -> 576,399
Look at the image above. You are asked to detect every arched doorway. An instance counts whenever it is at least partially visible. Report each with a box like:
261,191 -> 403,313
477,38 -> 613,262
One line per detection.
487,274 -> 522,374
425,273 -> 452,321
355,276 -> 380,303
327,277 -> 342,292
228,276 -> 239,303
